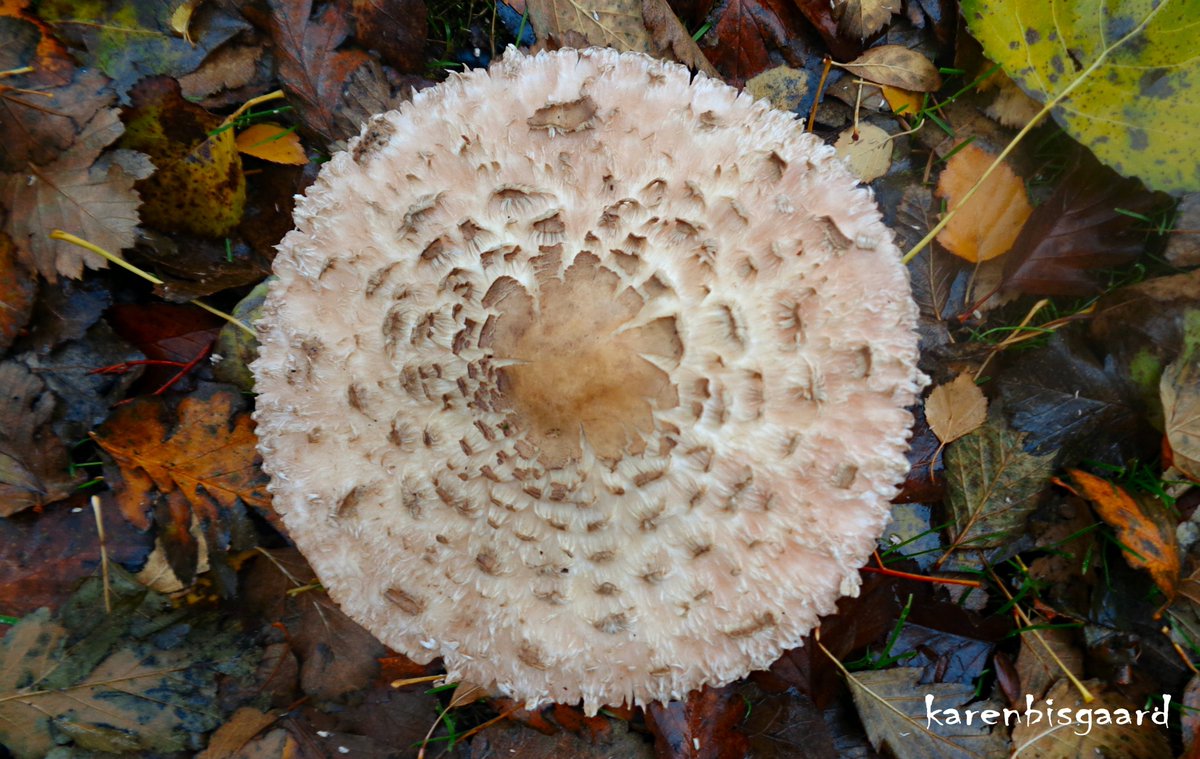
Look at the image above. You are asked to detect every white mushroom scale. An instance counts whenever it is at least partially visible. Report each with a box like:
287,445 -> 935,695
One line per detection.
253,47 -> 923,715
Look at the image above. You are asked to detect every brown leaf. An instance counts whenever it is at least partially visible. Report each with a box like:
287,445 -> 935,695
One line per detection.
350,0 -> 427,73
265,0 -> 371,144
832,0 -> 898,41
926,373 -> 988,445
645,684 -> 748,758
935,143 -> 1032,263
1000,152 -> 1167,297
700,0 -> 810,85
833,123 -> 892,183
196,707 -> 280,759
1011,679 -> 1171,758
839,44 -> 941,92
118,76 -> 246,238
1014,625 -> 1084,702
0,230 -> 35,352
0,360 -> 80,515
0,66 -> 113,173
92,384 -> 269,582
1165,193 -> 1200,268
790,0 -> 860,61
1162,350 -> 1200,481
1068,469 -> 1180,602
1,107 -> 145,280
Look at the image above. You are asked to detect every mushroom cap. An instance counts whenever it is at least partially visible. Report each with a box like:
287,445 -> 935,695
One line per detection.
253,47 -> 923,715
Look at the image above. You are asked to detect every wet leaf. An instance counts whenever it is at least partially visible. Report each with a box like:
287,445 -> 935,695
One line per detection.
834,123 -> 892,183
92,383 -> 268,583
36,0 -> 248,99
212,279 -> 270,392
1068,469 -> 1180,602
832,0 -> 898,41
349,0 -> 426,73
935,143 -> 1032,263
839,44 -> 942,91
118,76 -> 245,238
0,565 -> 258,759
197,707 -> 280,759
999,152 -> 1165,297
133,230 -> 271,301
926,373 -> 988,446
1162,348 -> 1200,480
0,230 -> 35,352
645,684 -> 748,759
700,0 -> 811,85
963,0 -> 1200,194
0,360 -> 79,515
0,65 -> 113,173
1010,679 -> 1171,758
944,418 -> 1055,553
847,667 -> 1009,759
1,107 -> 147,280
1014,626 -> 1083,702
1165,192 -> 1200,267
264,0 -> 371,144
236,123 -> 307,165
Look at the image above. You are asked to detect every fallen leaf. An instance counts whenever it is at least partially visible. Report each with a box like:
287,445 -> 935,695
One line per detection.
881,84 -> 922,116
1,107 -> 147,280
645,684 -> 748,759
745,65 -> 810,111
1165,193 -> 1200,267
999,151 -> 1165,297
1162,349 -> 1200,480
1068,469 -> 1180,602
92,384 -> 269,584
789,0 -> 859,61
264,0 -> 372,144
133,230 -> 271,301
469,718 -> 652,758
197,707 -> 280,759
943,418 -> 1055,554
118,76 -> 246,238
236,123 -> 307,165
963,0 -> 1200,193
0,230 -> 35,351
0,59 -> 113,173
178,43 -> 267,104
839,44 -> 942,91
1010,679 -> 1171,758
984,70 -> 1043,128
212,279 -> 270,392
833,122 -> 892,183
741,684 -> 839,759
832,0 -> 897,41
1014,625 -> 1084,702
935,142 -> 1032,262
350,0 -> 426,73
926,373 -> 988,446
0,360 -> 79,515
847,667 -> 1009,759
36,0 -> 248,99
0,565 -> 259,759
700,0 -> 811,85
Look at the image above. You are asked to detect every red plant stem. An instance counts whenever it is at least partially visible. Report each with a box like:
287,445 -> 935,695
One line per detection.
89,359 -> 191,375
864,551 -> 983,588
152,343 -> 212,396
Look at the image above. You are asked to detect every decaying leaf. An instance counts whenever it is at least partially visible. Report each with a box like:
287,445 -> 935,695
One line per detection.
745,65 -> 810,111
699,0 -> 811,85
0,565 -> 258,759
92,383 -> 269,584
999,152 -> 1163,297
832,0 -> 897,41
1162,349 -> 1200,480
1014,625 -> 1084,703
0,361 -> 79,516
527,0 -> 717,77
1,107 -> 148,280
0,66 -> 113,173
834,123 -> 892,183
0,230 -> 35,352
926,373 -> 988,446
935,143 -> 1032,263
847,667 -> 1009,759
349,0 -> 426,73
943,418 -> 1055,554
839,44 -> 942,91
236,123 -> 307,165
645,684 -> 748,759
1068,469 -> 1180,602
963,0 -> 1200,194
118,76 -> 246,238
1010,679 -> 1171,758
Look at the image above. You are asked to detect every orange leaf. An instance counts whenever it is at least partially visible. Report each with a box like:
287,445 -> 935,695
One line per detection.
1068,469 -> 1179,602
235,123 -> 307,165
880,84 -> 921,117
935,143 -> 1032,263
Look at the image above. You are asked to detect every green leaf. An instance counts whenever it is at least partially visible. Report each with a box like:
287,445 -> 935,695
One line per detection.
0,566 -> 258,759
944,419 -> 1056,552
963,0 -> 1200,194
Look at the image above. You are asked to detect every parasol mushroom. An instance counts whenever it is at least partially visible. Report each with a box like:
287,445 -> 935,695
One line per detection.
252,47 -> 923,715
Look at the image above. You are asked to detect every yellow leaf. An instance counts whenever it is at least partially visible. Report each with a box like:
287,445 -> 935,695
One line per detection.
236,123 -> 307,165
925,373 -> 987,445
880,84 -> 921,117
935,143 -> 1032,262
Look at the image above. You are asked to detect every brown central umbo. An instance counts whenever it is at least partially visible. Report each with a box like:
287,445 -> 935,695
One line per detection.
481,252 -> 681,468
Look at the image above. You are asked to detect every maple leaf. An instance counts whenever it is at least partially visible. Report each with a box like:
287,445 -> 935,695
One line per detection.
265,0 -> 371,144
92,384 -> 271,585
1,107 -> 150,280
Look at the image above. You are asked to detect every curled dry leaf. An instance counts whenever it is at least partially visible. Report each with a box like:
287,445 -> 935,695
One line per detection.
925,373 -> 988,446
1161,350 -> 1200,481
834,123 -> 892,183
935,143 -> 1032,263
1068,469 -> 1180,602
838,44 -> 942,92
